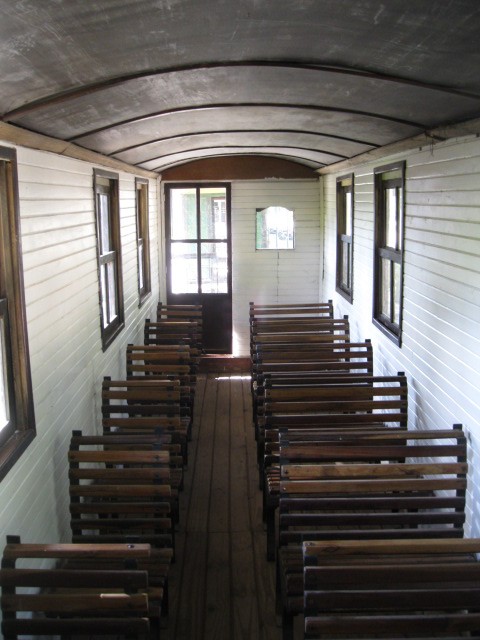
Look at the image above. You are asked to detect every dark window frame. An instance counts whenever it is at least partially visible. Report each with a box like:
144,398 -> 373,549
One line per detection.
335,173 -> 354,303
135,178 -> 151,306
373,160 -> 406,346
165,183 -> 232,295
93,169 -> 124,351
0,146 -> 36,481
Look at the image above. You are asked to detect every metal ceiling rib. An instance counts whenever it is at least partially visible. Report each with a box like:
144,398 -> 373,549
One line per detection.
1,1 -> 480,172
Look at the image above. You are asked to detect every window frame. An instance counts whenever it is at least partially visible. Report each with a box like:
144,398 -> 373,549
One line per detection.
255,206 -> 295,250
372,160 -> 406,346
135,178 -> 151,305
0,146 -> 36,481
335,173 -> 354,303
93,169 -> 124,351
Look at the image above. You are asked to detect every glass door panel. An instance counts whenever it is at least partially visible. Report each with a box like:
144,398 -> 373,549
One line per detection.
170,188 -> 197,240
171,242 -> 199,294
165,184 -> 232,353
201,242 -> 228,293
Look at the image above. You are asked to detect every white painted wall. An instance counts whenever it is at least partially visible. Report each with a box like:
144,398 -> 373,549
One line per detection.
231,180 -> 322,356
321,134 -> 480,535
0,144 -> 161,549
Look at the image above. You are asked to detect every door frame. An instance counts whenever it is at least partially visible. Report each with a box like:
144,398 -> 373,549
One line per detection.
164,182 -> 233,353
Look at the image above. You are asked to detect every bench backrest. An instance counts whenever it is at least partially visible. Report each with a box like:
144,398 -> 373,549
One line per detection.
279,428 -> 467,545
303,538 -> 480,639
0,536 -> 150,639
68,431 -> 173,547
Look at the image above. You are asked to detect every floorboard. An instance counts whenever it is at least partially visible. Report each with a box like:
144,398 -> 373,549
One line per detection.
164,373 -> 280,640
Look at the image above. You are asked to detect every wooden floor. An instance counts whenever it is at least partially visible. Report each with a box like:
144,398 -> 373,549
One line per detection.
163,373 -> 281,640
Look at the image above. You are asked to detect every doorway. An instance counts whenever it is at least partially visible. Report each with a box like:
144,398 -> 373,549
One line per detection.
164,183 -> 232,353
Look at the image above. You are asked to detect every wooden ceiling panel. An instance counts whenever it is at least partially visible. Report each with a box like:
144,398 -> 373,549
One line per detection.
1,1 -> 479,172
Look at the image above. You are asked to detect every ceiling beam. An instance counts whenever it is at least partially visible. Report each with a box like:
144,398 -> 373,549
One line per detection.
317,117 -> 480,175
3,61 -> 479,121
0,122 -> 158,179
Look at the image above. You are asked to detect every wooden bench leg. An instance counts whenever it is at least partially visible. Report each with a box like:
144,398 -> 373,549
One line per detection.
282,608 -> 294,640
266,504 -> 276,561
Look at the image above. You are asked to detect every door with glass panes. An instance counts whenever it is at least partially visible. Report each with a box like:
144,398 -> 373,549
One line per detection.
165,183 -> 232,353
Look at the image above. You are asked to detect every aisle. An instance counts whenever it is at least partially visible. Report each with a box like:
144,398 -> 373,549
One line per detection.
164,374 -> 280,640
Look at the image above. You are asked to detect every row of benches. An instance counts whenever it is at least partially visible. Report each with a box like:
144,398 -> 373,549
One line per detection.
0,303 -> 204,639
249,301 -> 477,640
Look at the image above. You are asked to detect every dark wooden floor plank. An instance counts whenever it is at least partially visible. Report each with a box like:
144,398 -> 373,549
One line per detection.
165,374 -> 280,640
205,531 -> 232,639
209,376 -> 231,533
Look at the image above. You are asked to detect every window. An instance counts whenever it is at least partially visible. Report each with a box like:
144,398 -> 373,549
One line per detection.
135,178 -> 151,304
94,169 -> 124,350
373,161 -> 406,345
336,174 -> 354,302
256,206 -> 295,250
167,185 -> 230,294
0,146 -> 35,480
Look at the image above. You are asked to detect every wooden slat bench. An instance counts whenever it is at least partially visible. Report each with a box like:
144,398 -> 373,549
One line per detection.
303,538 -> 480,640
67,431 -> 174,624
275,425 -> 467,639
252,340 -> 374,434
0,537 -> 151,639
68,431 -> 176,551
144,319 -> 202,352
249,301 -> 334,321
258,373 -> 408,487
157,303 -> 203,349
101,376 -> 190,464
126,344 -> 197,417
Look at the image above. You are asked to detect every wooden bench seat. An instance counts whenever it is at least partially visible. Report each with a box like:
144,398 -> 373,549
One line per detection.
102,377 -> 190,463
252,341 -> 374,433
303,538 -> 480,640
68,431 -> 177,548
258,373 -> 408,485
0,537 -> 152,639
249,301 -> 334,320
144,319 -> 202,351
275,425 -> 467,639
126,344 -> 197,416
157,303 -> 203,349
251,320 -> 351,348
263,426 -> 464,561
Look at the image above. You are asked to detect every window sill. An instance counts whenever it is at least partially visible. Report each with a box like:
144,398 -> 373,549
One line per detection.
0,428 -> 36,482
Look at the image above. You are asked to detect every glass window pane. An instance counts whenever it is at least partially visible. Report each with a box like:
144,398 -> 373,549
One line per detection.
138,239 -> 144,290
381,258 -> 391,318
385,187 -> 398,249
107,261 -> 117,323
200,188 -> 227,239
100,265 -> 108,328
345,189 -> 353,236
341,242 -> 350,289
201,242 -> 228,293
98,193 -> 111,253
171,243 -> 198,293
393,261 -> 402,324
256,206 -> 295,249
170,188 -> 197,240
0,317 -> 10,430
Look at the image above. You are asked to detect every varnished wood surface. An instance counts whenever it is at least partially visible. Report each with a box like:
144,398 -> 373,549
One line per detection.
165,374 -> 280,640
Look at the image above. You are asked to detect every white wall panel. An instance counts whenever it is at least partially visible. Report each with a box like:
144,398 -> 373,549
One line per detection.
231,180 -> 322,355
0,144 -> 161,552
321,134 -> 480,536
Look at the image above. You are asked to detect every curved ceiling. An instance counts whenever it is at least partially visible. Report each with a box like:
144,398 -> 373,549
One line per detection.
1,0 -> 480,174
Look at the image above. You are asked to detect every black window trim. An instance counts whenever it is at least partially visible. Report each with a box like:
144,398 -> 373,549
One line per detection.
335,172 -> 354,303
135,177 -> 151,306
372,160 -> 406,346
93,168 -> 124,351
0,146 -> 36,481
